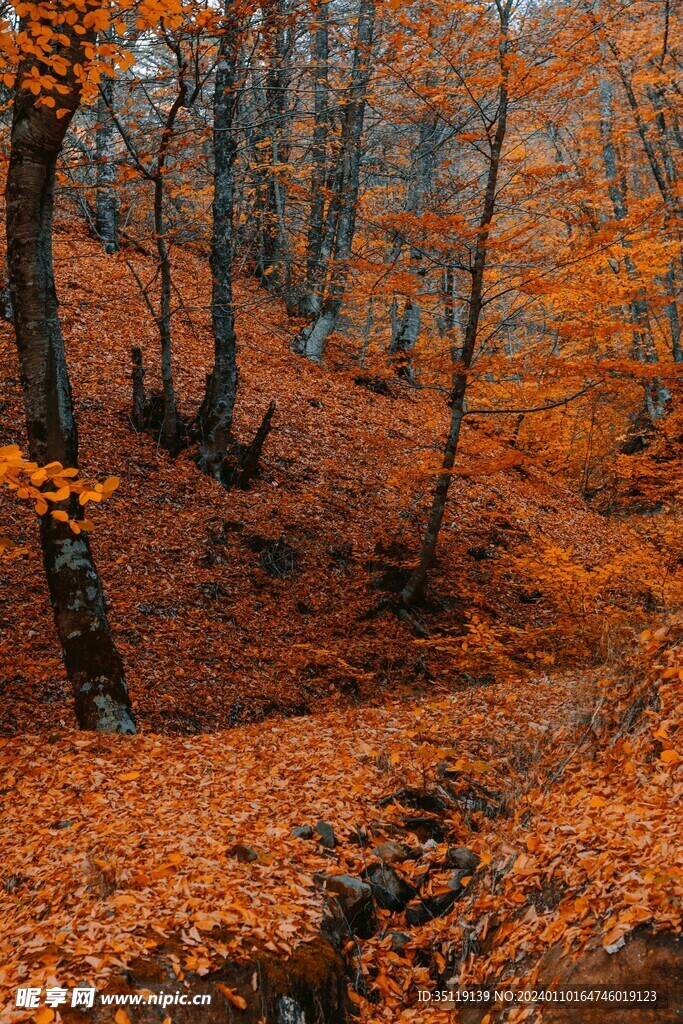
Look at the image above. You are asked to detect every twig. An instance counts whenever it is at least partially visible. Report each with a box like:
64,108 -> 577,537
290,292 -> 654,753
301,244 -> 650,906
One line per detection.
542,699 -> 604,793
465,382 -> 599,417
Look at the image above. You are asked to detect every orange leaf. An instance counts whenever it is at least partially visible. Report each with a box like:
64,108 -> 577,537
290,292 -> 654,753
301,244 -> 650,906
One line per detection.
216,983 -> 247,1010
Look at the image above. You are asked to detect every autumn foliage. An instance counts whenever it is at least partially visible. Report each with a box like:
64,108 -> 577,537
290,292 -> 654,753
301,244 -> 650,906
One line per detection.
0,444 -> 119,555
0,0 -> 682,1019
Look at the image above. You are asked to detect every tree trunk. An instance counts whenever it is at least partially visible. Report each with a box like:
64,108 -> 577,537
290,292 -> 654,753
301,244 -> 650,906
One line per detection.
301,4 -> 330,316
388,105 -> 442,380
95,70 -> 119,253
666,262 -> 682,363
360,296 -> 375,366
296,0 -> 376,362
599,76 -> 669,418
303,154 -> 344,319
441,262 -> 458,335
401,3 -> 511,608
199,3 -> 241,477
254,0 -> 293,300
389,299 -> 421,381
154,167 -> 179,451
6,38 -> 135,733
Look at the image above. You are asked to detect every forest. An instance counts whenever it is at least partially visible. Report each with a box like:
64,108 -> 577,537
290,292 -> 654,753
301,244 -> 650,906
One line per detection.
0,0 -> 682,1020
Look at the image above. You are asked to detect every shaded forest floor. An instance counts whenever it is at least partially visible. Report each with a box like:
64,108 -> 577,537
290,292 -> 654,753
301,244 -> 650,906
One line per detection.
0,223 -> 678,734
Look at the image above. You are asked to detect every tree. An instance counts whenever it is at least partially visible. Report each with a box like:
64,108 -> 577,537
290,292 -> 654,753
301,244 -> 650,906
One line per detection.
253,0 -> 296,303
3,0 -> 181,731
95,29 -> 119,253
387,19 -> 445,383
5,9 -> 136,733
198,2 -> 244,476
101,18 -> 206,452
598,74 -> 669,420
300,0 -> 331,318
400,0 -> 514,609
1,446 -> 119,556
294,0 -> 376,362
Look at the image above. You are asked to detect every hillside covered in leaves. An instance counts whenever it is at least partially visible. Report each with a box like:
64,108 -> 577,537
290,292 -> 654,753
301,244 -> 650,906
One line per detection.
2,229 -> 679,734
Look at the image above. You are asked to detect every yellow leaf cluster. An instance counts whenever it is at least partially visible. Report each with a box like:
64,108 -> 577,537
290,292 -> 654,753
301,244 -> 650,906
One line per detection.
0,444 -> 119,555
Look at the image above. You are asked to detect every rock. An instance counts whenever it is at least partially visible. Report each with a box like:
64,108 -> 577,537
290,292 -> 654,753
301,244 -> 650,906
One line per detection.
445,847 -> 480,873
423,838 -> 439,852
291,826 -> 313,840
413,867 -> 431,888
315,820 -> 337,848
388,932 -> 411,952
367,863 -> 416,912
371,840 -> 412,863
228,843 -> 258,863
401,815 -> 444,842
405,889 -> 460,926
448,869 -> 471,891
318,874 -> 375,938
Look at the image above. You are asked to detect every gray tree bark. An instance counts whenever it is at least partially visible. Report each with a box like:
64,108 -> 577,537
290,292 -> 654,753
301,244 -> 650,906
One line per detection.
388,55 -> 444,380
666,262 -> 682,363
199,3 -> 241,477
95,69 -> 119,253
6,28 -> 135,733
254,0 -> 294,301
153,101 -> 181,452
295,0 -> 376,362
300,3 -> 331,317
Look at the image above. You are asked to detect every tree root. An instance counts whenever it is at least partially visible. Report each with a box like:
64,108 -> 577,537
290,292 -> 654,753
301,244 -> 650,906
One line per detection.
359,597 -> 430,638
